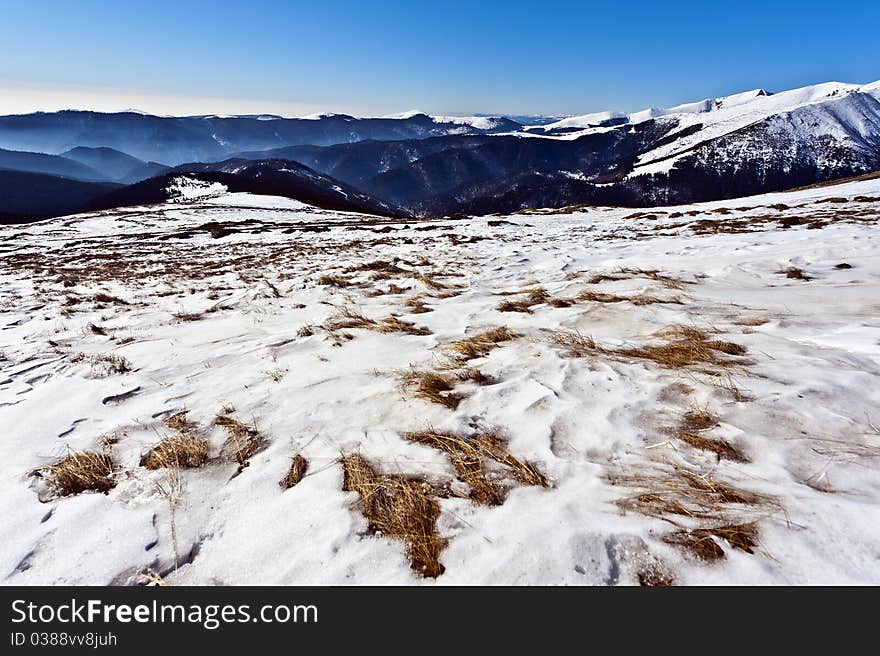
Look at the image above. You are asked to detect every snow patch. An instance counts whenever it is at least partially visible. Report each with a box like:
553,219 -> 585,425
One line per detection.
165,176 -> 227,202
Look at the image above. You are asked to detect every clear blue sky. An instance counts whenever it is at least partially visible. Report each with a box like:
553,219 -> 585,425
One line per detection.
1,0 -> 878,117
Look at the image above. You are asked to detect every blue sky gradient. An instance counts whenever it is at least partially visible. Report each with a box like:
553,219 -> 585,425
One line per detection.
1,0 -> 878,116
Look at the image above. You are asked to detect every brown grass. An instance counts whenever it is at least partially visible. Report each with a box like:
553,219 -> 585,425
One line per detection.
576,289 -> 682,305
405,296 -> 432,314
345,260 -> 408,275
281,454 -> 308,489
38,449 -> 115,496
548,330 -> 597,357
497,298 -> 531,312
403,429 -> 547,506
413,272 -> 454,290
496,287 -> 549,313
399,370 -> 463,409
444,326 -> 516,362
317,274 -> 351,287
456,367 -> 494,386
324,308 -> 430,336
215,415 -> 261,467
677,431 -> 746,463
404,430 -> 503,505
141,436 -> 209,469
341,455 -> 445,577
549,328 -> 746,369
377,316 -> 432,336
782,266 -> 812,280
324,308 -> 370,330
681,407 -> 718,431
663,523 -> 758,560
617,340 -> 746,368
610,463 -> 767,520
654,325 -> 709,342
94,292 -> 129,305
164,411 -> 193,433
588,268 -> 685,290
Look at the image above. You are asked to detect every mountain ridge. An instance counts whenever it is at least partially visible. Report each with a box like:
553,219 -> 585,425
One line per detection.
1,78 -> 879,221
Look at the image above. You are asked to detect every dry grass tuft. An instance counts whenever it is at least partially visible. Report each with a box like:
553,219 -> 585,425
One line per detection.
412,272 -> 455,290
610,463 -> 767,520
663,523 -> 758,560
713,374 -> 754,402
281,454 -> 308,489
173,311 -> 204,322
496,287 -> 550,313
345,260 -> 408,275
497,298 -> 532,312
94,292 -> 129,305
377,316 -> 432,336
215,415 -> 261,467
588,268 -> 685,290
702,341 -> 747,356
403,429 -> 547,505
681,407 -> 718,431
70,352 -> 132,376
576,289 -> 682,305
548,330 -> 597,357
164,411 -> 193,433
341,455 -> 445,577
444,326 -> 516,362
405,296 -> 432,314
655,325 -> 708,342
617,339 -> 746,368
549,328 -> 746,369
141,436 -> 209,470
456,367 -> 494,386
324,308 -> 430,336
399,370 -> 463,409
265,368 -> 285,382
677,431 -> 746,463
38,449 -> 115,497
782,266 -> 812,280
317,274 -> 351,287
404,430 -> 503,505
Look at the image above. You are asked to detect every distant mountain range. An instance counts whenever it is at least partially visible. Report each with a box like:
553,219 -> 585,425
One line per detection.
0,111 -> 522,165
1,79 -> 879,222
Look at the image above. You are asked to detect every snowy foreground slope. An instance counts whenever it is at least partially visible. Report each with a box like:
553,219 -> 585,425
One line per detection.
1,179 -> 879,585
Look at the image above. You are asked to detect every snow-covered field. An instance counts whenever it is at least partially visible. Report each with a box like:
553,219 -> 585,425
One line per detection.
1,177 -> 879,585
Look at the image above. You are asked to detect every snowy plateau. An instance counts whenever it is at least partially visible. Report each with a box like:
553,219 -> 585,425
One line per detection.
1,174 -> 879,585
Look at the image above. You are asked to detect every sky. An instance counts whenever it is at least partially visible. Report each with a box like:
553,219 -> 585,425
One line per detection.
1,0 -> 878,118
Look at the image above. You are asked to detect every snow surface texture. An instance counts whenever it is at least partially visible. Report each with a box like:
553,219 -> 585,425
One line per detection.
1,178 -> 880,585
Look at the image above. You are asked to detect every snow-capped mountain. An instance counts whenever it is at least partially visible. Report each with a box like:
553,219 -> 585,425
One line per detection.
1,79 -> 879,221
212,80 -> 880,215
